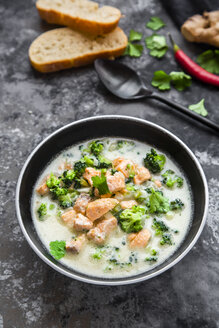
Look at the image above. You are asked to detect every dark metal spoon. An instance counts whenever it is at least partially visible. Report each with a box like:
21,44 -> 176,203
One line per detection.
94,59 -> 219,133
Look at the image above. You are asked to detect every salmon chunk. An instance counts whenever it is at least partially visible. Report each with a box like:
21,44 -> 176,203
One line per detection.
74,193 -> 91,214
87,214 -> 117,244
154,179 -> 162,188
106,171 -> 126,193
120,200 -> 138,209
66,234 -> 86,253
133,167 -> 151,185
128,229 -> 151,249
61,209 -> 76,229
36,175 -> 50,195
83,167 -> 101,186
113,157 -> 137,178
73,213 -> 93,231
86,198 -> 119,221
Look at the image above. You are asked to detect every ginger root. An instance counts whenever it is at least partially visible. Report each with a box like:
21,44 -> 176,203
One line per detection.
181,11 -> 219,48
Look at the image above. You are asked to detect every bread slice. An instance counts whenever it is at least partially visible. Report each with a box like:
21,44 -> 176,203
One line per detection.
36,0 -> 121,36
29,27 -> 128,73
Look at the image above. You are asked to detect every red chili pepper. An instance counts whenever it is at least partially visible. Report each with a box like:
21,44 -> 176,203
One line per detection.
169,35 -> 219,87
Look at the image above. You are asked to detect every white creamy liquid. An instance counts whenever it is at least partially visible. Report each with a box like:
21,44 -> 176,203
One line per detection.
32,138 -> 192,278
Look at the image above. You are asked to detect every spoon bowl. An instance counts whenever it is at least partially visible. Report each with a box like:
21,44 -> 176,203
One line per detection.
94,59 -> 152,99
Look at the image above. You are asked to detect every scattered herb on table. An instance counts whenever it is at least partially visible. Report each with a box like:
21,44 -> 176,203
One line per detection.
188,99 -> 208,117
123,30 -> 143,58
151,70 -> 192,91
197,50 -> 219,74
145,34 -> 168,58
146,16 -> 165,31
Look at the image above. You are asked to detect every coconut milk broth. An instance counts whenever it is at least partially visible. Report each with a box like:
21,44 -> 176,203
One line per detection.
32,138 -> 192,278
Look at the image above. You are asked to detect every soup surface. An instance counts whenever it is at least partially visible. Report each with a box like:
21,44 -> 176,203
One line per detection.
32,138 -> 192,278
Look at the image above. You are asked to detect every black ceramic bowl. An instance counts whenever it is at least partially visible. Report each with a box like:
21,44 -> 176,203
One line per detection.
16,116 -> 208,285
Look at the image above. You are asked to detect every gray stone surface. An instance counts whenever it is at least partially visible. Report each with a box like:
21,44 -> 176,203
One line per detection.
0,0 -> 218,327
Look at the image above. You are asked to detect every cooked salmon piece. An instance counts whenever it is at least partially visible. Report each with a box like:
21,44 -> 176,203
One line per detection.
154,179 -> 162,188
73,213 -> 93,231
113,157 -> 137,178
106,171 -> 126,193
87,227 -> 105,244
87,214 -> 117,244
86,198 -> 119,221
83,167 -> 101,186
61,209 -> 76,229
128,229 -> 151,249
120,200 -> 138,209
66,234 -> 86,253
36,175 -> 50,195
74,193 -> 91,214
133,167 -> 151,185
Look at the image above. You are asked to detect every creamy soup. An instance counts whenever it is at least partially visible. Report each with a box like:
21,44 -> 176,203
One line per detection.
32,138 -> 192,278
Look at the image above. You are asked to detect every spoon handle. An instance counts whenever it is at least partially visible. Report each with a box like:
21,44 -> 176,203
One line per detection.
152,93 -> 219,133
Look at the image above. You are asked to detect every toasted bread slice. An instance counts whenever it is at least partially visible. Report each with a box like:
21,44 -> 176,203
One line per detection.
36,0 -> 121,36
29,27 -> 128,73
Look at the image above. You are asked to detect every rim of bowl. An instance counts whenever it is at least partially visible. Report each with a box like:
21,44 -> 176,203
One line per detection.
15,115 -> 209,286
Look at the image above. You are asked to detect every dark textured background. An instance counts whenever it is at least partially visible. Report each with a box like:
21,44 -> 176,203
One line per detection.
0,0 -> 219,327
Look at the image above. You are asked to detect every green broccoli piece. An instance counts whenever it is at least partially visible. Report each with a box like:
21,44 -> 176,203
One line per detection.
149,189 -> 170,214
58,193 -> 74,208
96,155 -> 112,169
152,218 -> 169,235
118,206 -> 145,233
170,198 -> 184,210
89,140 -> 104,156
82,156 -> 94,167
51,187 -> 68,198
37,203 -> 47,220
46,173 -> 60,189
160,233 -> 173,245
61,170 -> 76,187
74,161 -> 87,177
144,148 -> 166,173
162,170 -> 184,188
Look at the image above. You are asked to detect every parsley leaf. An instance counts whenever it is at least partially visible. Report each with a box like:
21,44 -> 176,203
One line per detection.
197,50 -> 219,74
146,16 -> 165,31
152,70 -> 192,91
129,29 -> 143,41
92,172 -> 110,195
169,72 -> 192,91
151,70 -> 171,90
123,30 -> 143,57
49,240 -> 66,260
145,34 -> 168,58
188,99 -> 208,117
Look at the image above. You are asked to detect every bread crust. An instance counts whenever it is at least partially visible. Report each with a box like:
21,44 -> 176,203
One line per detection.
29,27 -> 128,73
36,2 -> 121,36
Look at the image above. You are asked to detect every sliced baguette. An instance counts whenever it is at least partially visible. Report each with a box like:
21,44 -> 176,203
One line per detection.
36,0 -> 121,36
29,27 -> 128,73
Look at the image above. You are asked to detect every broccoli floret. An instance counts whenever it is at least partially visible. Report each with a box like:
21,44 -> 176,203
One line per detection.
58,193 -> 74,208
149,189 -> 170,214
46,173 -> 60,189
37,203 -> 47,220
82,156 -> 94,167
96,155 -> 112,169
61,170 -> 76,187
89,140 -> 104,156
118,206 -> 145,233
74,161 -> 87,177
51,187 -> 68,198
144,148 -> 166,173
160,233 -> 173,245
162,170 -> 184,188
152,218 -> 169,235
170,198 -> 184,210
